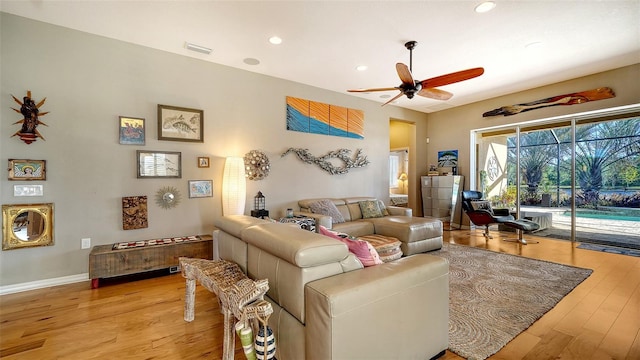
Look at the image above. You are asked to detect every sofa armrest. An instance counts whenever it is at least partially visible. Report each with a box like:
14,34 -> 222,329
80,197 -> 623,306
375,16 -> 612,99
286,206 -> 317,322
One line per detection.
305,254 -> 449,359
293,211 -> 332,230
386,205 -> 412,216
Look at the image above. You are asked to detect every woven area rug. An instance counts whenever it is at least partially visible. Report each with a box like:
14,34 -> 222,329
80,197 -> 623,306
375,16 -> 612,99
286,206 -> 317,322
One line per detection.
431,243 -> 592,360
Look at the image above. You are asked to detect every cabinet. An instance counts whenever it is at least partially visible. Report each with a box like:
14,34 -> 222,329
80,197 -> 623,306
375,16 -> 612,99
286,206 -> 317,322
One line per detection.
421,175 -> 464,229
89,234 -> 213,288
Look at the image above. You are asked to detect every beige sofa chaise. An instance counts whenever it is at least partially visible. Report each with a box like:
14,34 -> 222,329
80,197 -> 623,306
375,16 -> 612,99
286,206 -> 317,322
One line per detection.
214,215 -> 449,360
297,197 -> 443,255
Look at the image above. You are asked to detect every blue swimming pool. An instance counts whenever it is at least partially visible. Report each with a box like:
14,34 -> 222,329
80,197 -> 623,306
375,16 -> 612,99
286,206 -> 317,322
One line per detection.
563,207 -> 640,222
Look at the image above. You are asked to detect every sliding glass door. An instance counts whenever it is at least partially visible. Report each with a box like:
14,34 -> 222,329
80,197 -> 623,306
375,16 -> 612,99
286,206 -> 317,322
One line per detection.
473,107 -> 640,250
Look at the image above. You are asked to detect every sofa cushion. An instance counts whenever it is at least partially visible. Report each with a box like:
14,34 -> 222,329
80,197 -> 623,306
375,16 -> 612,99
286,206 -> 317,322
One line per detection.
358,234 -> 403,263
331,220 -> 375,238
359,200 -> 384,219
319,226 -> 383,267
308,199 -> 345,224
242,223 -> 349,267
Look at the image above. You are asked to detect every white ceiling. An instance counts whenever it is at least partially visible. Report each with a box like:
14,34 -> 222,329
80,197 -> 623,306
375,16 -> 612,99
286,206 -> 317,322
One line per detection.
2,1 -> 639,114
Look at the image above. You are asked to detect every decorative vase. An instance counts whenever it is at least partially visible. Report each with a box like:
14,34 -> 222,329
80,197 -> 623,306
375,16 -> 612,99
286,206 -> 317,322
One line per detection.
254,324 -> 276,360
235,321 -> 257,360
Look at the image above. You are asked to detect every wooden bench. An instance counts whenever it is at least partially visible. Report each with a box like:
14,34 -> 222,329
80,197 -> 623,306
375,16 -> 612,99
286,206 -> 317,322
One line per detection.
179,258 -> 273,360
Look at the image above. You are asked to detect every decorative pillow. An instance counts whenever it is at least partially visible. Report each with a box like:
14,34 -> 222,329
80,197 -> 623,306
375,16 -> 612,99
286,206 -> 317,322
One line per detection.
308,199 -> 345,224
377,200 -> 390,216
470,200 -> 492,212
359,200 -> 384,219
318,226 -> 383,266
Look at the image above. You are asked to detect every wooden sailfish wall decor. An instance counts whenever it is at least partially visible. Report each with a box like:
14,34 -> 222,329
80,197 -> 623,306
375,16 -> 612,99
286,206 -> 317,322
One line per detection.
281,148 -> 370,175
10,90 -> 49,144
483,87 -> 615,117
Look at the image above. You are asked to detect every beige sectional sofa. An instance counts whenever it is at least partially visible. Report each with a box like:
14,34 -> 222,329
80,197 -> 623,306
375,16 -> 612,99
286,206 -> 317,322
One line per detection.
297,197 -> 443,255
214,215 -> 449,360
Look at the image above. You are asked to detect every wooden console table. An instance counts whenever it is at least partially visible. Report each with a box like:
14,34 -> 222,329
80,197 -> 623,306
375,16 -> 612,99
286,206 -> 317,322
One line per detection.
89,234 -> 213,288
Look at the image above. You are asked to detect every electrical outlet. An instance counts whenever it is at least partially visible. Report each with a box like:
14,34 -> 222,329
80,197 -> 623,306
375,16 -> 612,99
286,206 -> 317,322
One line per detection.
81,238 -> 91,249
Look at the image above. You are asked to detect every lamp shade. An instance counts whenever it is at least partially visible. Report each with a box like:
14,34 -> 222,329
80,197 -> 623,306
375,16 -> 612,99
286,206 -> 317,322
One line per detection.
222,157 -> 246,215
398,172 -> 408,181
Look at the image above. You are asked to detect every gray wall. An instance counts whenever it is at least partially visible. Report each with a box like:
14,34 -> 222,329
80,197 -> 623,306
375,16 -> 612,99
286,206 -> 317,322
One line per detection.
0,13 -> 426,286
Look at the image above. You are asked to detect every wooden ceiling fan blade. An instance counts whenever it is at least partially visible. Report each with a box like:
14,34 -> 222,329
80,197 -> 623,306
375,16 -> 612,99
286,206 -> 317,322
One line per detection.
420,67 -> 484,88
381,92 -> 405,106
347,87 -> 399,93
418,88 -> 453,100
396,63 -> 415,86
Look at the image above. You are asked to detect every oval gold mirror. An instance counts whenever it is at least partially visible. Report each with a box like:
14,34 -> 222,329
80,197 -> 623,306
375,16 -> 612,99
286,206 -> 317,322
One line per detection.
2,203 -> 54,250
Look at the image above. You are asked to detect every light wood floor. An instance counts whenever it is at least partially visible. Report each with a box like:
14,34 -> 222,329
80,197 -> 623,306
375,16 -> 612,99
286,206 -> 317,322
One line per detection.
1,229 -> 639,360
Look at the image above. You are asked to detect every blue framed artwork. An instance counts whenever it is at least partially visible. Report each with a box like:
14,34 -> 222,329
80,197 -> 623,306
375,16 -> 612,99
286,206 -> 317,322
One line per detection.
437,150 -> 458,167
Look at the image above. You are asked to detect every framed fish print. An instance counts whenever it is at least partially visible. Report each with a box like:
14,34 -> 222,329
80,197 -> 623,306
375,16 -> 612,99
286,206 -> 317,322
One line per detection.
157,104 -> 204,142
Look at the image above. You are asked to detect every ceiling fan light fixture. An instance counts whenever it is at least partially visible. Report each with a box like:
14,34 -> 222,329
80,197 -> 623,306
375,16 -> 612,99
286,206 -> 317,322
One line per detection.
475,1 -> 496,13
269,36 -> 283,45
185,42 -> 212,54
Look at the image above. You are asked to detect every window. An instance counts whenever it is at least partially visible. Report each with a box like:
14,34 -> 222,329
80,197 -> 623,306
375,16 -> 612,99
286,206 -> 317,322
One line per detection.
389,154 -> 400,188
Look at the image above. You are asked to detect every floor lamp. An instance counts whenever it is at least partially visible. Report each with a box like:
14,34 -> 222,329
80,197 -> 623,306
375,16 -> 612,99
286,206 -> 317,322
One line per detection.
222,157 -> 246,216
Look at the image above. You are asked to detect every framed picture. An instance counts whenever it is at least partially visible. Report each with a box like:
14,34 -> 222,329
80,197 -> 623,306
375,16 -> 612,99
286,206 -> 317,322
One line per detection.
157,104 -> 204,142
119,116 -> 145,145
137,150 -> 182,178
122,196 -> 148,230
188,180 -> 213,198
14,185 -> 44,196
197,157 -> 210,168
8,159 -> 46,181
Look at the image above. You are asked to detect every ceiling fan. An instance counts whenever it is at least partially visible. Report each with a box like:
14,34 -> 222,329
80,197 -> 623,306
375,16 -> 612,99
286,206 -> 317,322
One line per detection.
348,41 -> 484,106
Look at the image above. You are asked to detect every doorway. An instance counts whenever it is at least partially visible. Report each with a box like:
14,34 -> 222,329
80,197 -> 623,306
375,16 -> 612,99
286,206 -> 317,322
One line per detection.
390,119 -> 417,211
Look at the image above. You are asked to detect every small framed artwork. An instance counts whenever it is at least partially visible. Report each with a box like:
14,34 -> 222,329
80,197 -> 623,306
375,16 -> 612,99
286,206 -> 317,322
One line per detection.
14,184 -> 44,196
8,159 -> 46,181
157,104 -> 204,142
119,116 -> 145,145
137,150 -> 182,178
122,196 -> 148,230
197,157 -> 210,168
188,180 -> 213,198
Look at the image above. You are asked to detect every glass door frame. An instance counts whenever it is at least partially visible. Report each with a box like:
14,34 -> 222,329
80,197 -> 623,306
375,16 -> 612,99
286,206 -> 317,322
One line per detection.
469,103 -> 640,242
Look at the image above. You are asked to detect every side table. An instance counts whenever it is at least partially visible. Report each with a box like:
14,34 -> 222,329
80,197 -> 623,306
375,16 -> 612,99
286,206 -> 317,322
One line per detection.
180,258 -> 273,360
279,216 -> 316,232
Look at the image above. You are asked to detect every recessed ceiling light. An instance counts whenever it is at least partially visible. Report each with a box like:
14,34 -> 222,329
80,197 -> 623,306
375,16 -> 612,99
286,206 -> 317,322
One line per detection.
356,65 -> 368,71
475,1 -> 496,13
185,42 -> 212,54
269,36 -> 282,45
243,58 -> 260,65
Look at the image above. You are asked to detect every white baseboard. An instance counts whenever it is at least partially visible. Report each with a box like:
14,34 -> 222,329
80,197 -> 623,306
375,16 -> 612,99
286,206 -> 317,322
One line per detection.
0,273 -> 89,296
